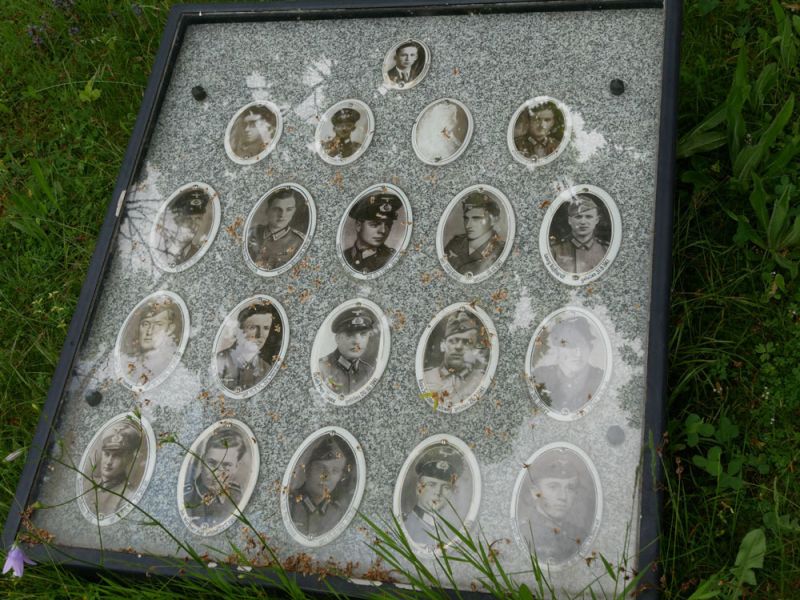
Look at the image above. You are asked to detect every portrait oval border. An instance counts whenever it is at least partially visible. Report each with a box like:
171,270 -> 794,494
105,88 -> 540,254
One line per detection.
435,184 -> 516,285
314,99 -> 375,166
510,442 -> 604,570
210,294 -> 290,400
309,298 -> 391,406
414,302 -> 499,414
148,181 -> 222,274
224,100 -> 283,166
280,426 -> 367,547
538,184 -> 622,286
335,183 -> 413,281
242,182 -> 317,278
177,418 -> 260,537
76,411 -> 157,527
411,97 -> 474,167
523,306 -> 613,421
506,96 -> 573,168
392,433 -> 482,556
113,290 -> 190,392
381,38 -> 432,91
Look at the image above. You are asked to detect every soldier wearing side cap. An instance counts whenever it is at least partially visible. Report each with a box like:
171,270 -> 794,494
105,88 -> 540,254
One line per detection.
343,193 -> 403,275
513,101 -> 563,160
248,188 -> 306,272
532,317 -> 604,413
423,310 -> 487,409
183,428 -> 248,529
403,447 -> 463,546
88,421 -> 143,517
317,308 -> 377,396
160,189 -> 209,266
289,435 -> 354,537
322,108 -> 362,159
519,455 -> 585,564
443,192 -> 506,277
550,194 -> 609,274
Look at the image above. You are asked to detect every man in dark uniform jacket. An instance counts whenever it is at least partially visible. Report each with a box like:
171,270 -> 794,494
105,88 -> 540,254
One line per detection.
232,107 -> 275,159
161,189 -> 208,267
387,42 -> 423,86
247,188 -> 306,271
549,194 -> 608,274
216,302 -> 275,394
289,435 -> 353,537
322,107 -> 361,159
532,316 -> 603,413
317,308 -> 376,396
443,192 -> 505,277
183,428 -> 247,529
514,101 -> 561,160
88,421 -> 143,518
343,192 -> 403,275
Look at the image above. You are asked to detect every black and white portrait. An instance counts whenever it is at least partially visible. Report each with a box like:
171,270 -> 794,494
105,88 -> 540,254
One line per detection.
539,185 -> 622,285
310,298 -> 390,406
393,435 -> 480,554
149,182 -> 220,273
412,98 -> 473,165
281,427 -> 366,547
114,291 -> 190,391
382,39 -> 431,90
224,101 -> 282,165
525,307 -> 611,420
243,184 -> 316,277
212,295 -> 289,399
77,412 -> 156,526
508,96 -> 571,167
178,419 -> 259,537
416,303 -> 498,413
337,184 -> 412,279
436,185 -> 515,284
315,100 -> 374,165
512,443 -> 602,566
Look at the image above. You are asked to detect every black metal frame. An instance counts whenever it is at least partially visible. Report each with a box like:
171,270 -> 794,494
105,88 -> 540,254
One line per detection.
2,1 -> 680,597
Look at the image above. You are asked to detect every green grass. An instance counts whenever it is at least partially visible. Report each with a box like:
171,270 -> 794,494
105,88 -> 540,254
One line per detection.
1,0 -> 800,597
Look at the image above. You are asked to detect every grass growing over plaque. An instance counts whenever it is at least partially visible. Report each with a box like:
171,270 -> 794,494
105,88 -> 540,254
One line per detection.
1,0 -> 800,598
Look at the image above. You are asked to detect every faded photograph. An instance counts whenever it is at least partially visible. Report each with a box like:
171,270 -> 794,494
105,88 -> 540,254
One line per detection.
383,39 -> 430,89
514,446 -> 599,565
213,296 -> 287,398
413,98 -> 472,165
225,101 -> 281,164
510,97 -> 568,164
244,184 -> 314,275
316,101 -> 373,164
115,291 -> 188,390
548,192 -> 612,275
150,183 -> 219,272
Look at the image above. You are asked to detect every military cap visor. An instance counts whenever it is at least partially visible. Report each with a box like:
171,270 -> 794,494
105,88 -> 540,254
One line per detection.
567,194 -> 601,216
461,192 -> 500,217
331,308 -> 375,334
533,457 -> 581,482
350,193 -> 403,222
171,191 -> 209,216
416,459 -> 459,482
331,108 -> 361,126
101,424 -> 142,453
444,310 -> 479,339
549,317 -> 595,346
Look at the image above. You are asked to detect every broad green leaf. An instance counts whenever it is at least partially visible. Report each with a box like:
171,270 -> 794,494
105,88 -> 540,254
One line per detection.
764,135 -> 800,178
780,18 -> 798,72
767,184 -> 791,249
731,529 -> 766,588
780,214 -> 800,248
686,575 -> 722,599
727,46 -> 750,162
677,130 -> 727,158
771,0 -> 786,27
517,583 -> 534,600
734,94 -> 794,181
752,63 -> 778,107
749,174 -> 769,232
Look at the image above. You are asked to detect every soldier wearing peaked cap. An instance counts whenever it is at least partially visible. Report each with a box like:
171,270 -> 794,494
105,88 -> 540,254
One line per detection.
550,194 -> 609,274
422,310 -> 487,410
317,308 -> 377,397
403,448 -> 463,546
323,107 -> 362,159
161,189 -> 210,266
532,316 -> 604,413
443,192 -> 506,277
89,421 -> 143,518
343,193 -> 403,276
513,101 -> 563,160
248,188 -> 306,272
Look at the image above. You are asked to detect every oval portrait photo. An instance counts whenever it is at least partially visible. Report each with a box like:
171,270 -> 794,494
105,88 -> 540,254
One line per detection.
224,100 -> 283,165
315,99 -> 374,165
114,290 -> 190,392
382,38 -> 431,90
336,183 -> 412,280
243,183 -> 316,277
436,184 -> 515,284
525,307 -> 612,420
393,434 -> 481,554
511,443 -> 602,568
415,303 -> 498,414
177,419 -> 259,537
412,98 -> 473,166
212,295 -> 289,399
539,184 -> 622,285
280,427 -> 366,547
149,182 -> 221,273
310,298 -> 390,406
507,96 -> 572,167
76,412 -> 156,526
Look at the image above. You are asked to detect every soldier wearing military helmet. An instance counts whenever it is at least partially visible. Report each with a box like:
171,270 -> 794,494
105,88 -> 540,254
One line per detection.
161,189 -> 209,266
550,194 -> 609,274
322,107 -> 362,159
443,192 -> 506,277
343,193 -> 403,275
317,308 -> 377,396
89,421 -> 143,517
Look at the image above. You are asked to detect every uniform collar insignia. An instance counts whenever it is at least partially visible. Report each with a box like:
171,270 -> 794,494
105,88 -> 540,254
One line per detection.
269,226 -> 290,241
569,237 -> 596,250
